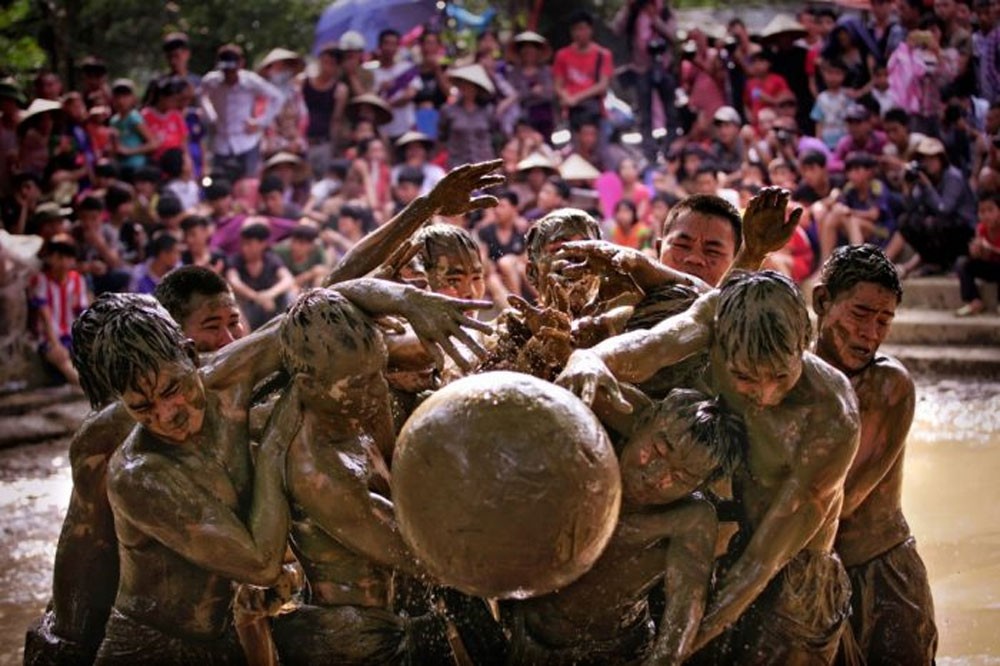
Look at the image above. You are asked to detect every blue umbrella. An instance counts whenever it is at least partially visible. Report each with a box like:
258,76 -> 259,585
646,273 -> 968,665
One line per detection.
314,0 -> 441,55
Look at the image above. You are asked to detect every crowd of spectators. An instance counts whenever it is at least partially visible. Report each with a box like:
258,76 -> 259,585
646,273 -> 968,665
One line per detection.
3,0 -> 1000,387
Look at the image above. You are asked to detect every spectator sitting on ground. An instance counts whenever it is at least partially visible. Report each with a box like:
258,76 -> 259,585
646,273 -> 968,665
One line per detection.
29,233 -> 86,385
525,175 -> 571,221
478,189 -> 528,302
130,233 -> 180,294
273,223 -> 328,291
819,152 -> 897,266
258,173 -> 302,220
180,214 -> 226,274
835,104 -> 888,162
225,220 -> 295,330
390,165 -> 424,216
955,192 -> 1000,315
154,194 -> 185,242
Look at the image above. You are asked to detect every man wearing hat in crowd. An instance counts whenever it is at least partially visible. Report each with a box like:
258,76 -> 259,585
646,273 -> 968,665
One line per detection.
373,28 -> 423,144
17,98 -> 64,180
507,31 -> 556,140
439,64 -> 497,169
337,31 -> 374,99
392,131 -> 444,196
257,48 -> 308,156
27,200 -> 71,241
835,104 -> 888,163
711,106 -> 747,176
897,136 -> 978,276
512,152 -> 559,214
0,77 -> 26,198
201,43 -> 284,181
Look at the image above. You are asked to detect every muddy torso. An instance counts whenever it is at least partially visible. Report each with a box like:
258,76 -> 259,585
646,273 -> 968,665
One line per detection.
111,396 -> 252,639
287,418 -> 395,608
836,357 -> 912,567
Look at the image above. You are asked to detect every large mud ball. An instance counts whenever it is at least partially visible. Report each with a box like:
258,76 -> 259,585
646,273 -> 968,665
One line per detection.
392,371 -> 621,599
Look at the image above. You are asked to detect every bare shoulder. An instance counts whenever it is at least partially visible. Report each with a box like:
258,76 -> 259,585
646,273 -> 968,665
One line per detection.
107,429 -> 174,500
802,352 -> 860,432
862,354 -> 916,406
68,402 -> 134,481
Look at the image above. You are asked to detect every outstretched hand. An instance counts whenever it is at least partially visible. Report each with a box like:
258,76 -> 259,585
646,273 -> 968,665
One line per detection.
553,240 -> 645,279
427,159 -> 506,217
508,294 -> 572,336
555,349 -> 633,414
396,289 -> 494,372
741,186 -> 802,261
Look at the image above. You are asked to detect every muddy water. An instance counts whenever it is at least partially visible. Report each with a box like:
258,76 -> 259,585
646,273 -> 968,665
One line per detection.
0,378 -> 997,665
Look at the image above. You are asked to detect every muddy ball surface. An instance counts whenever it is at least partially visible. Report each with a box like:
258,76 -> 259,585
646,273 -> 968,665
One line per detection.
392,371 -> 621,599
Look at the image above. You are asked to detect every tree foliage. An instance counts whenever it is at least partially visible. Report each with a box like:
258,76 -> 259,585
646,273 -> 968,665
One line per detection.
4,0 -> 327,87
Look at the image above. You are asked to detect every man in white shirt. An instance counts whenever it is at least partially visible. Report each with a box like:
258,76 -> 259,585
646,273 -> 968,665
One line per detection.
201,44 -> 284,180
372,29 -> 422,142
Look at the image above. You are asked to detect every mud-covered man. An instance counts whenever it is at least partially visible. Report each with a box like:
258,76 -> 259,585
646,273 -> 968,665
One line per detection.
558,269 -> 861,664
271,289 -> 469,664
24,295 -> 167,665
507,388 -> 745,665
813,245 -> 937,664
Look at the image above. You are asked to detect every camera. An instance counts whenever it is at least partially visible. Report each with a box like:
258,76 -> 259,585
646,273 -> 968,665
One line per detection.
775,129 -> 793,144
647,37 -> 670,56
904,160 -> 923,182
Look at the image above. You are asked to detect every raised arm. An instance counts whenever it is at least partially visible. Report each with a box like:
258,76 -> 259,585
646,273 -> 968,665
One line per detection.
691,410 -> 860,651
557,291 -> 718,409
323,159 -> 504,285
726,186 -> 802,278
108,387 -> 300,587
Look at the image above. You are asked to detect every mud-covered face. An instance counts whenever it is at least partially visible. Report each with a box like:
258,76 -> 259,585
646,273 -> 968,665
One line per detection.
121,357 -> 206,444
817,282 -> 897,373
725,353 -> 803,409
426,250 -> 486,301
183,292 -> 245,353
629,414 -> 719,503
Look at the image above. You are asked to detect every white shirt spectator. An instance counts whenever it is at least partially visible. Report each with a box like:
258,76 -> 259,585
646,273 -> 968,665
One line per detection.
201,69 -> 284,156
372,60 -> 423,139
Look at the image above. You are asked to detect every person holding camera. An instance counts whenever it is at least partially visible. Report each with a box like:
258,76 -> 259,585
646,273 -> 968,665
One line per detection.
619,0 -> 679,160
896,137 -> 977,276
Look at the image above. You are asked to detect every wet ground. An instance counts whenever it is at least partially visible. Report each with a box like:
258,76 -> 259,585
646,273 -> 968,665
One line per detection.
0,377 -> 998,665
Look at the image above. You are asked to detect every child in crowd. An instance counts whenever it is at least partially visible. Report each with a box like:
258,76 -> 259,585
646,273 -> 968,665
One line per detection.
273,224 -> 328,290
29,234 -> 86,385
130,233 -> 180,294
108,78 -> 157,177
225,220 -> 295,330
811,60 -> 851,150
180,215 -> 227,274
955,193 -> 1000,316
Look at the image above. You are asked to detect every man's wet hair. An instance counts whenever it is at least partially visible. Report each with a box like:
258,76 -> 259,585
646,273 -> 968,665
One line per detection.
90,296 -> 191,400
280,289 -> 383,377
716,270 -> 811,370
526,207 -> 601,264
414,224 -> 481,271
154,265 -> 233,326
662,194 -> 743,252
72,294 -> 168,409
819,244 -> 903,304
642,388 -> 747,481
